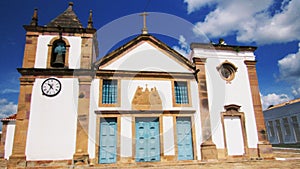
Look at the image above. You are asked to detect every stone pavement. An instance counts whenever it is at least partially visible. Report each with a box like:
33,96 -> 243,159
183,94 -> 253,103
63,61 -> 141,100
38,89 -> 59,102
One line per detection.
1,148 -> 300,169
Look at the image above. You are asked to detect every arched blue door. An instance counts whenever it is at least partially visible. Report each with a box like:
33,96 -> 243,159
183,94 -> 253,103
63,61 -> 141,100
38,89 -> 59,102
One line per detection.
136,117 -> 160,162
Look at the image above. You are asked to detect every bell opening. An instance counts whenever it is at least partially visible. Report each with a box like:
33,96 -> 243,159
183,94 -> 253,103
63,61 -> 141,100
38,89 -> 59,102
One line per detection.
51,40 -> 66,68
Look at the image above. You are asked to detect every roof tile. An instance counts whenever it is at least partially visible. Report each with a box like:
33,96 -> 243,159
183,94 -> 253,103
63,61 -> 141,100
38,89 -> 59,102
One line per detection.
1,114 -> 17,122
46,2 -> 83,28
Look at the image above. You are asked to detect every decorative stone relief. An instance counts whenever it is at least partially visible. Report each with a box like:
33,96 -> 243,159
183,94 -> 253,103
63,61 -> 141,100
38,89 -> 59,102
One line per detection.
132,85 -> 162,110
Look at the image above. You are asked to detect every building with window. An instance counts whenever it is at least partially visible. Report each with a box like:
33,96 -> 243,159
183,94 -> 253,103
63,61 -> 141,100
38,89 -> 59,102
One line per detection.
264,98 -> 300,145
2,2 -> 273,168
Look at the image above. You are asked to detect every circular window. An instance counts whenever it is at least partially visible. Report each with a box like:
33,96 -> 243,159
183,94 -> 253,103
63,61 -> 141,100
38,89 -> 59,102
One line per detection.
217,61 -> 237,83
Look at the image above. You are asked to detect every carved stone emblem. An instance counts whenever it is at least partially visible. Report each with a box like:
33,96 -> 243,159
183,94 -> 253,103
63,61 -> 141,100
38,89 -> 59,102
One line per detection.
132,85 -> 162,110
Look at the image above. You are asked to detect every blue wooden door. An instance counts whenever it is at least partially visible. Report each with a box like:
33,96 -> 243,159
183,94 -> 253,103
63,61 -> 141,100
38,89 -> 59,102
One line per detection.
176,117 -> 193,160
136,118 -> 160,162
99,118 -> 117,164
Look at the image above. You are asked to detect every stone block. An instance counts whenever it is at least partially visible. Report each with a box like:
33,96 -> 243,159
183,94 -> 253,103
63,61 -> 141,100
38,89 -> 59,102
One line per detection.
258,143 -> 274,159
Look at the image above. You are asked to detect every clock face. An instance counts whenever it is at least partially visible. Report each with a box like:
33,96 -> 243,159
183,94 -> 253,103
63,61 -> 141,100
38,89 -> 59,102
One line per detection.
41,78 -> 62,97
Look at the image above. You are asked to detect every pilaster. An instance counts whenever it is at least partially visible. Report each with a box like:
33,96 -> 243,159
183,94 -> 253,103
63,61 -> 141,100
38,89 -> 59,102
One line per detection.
73,77 -> 92,165
0,121 -> 8,158
8,77 -> 35,168
193,58 -> 217,161
244,60 -> 273,159
80,34 -> 94,69
22,32 -> 39,68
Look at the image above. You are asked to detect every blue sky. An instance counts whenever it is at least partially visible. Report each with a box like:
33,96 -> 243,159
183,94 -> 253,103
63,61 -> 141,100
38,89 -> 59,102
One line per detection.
0,0 -> 299,120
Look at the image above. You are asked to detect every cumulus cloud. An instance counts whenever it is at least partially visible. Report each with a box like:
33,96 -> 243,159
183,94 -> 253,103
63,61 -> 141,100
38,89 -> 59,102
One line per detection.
187,0 -> 300,44
173,35 -> 191,57
0,98 -> 17,119
261,93 -> 290,110
184,0 -> 215,14
278,42 -> 300,97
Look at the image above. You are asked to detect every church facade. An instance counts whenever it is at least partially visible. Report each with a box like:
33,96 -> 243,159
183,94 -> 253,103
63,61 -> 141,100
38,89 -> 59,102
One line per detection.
3,3 -> 273,168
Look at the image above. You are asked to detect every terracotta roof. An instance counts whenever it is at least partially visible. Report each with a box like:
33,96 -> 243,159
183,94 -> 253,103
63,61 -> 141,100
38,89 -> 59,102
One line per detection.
46,2 -> 83,28
267,98 -> 300,110
1,114 -> 17,122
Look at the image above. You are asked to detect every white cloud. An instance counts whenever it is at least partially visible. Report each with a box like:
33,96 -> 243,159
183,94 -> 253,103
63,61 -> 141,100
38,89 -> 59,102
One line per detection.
0,89 -> 19,94
261,93 -> 290,110
0,98 -> 17,119
173,35 -> 191,57
278,43 -> 300,81
278,42 -> 300,97
292,87 -> 300,97
188,0 -> 300,44
184,0 -> 216,14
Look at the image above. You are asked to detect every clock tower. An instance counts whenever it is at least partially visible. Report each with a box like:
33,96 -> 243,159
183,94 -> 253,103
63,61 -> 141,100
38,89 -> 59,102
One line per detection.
8,2 -> 97,167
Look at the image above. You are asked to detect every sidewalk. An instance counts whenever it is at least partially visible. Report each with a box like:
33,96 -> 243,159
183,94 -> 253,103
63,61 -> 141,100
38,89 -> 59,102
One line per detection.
1,148 -> 300,169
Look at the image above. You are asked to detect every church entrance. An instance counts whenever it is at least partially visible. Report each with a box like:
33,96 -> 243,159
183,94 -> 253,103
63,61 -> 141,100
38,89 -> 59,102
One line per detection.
98,118 -> 118,164
135,117 -> 160,162
176,117 -> 193,160
224,116 -> 245,156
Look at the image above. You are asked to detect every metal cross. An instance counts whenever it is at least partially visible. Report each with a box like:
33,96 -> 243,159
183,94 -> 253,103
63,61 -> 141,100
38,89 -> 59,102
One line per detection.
140,12 -> 148,34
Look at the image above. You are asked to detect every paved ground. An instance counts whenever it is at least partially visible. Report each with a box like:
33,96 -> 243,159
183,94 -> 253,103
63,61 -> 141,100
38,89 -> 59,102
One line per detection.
1,148 -> 300,169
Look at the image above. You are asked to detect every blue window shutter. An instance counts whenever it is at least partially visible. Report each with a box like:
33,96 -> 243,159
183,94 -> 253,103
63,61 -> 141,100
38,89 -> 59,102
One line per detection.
175,81 -> 189,104
102,80 -> 118,104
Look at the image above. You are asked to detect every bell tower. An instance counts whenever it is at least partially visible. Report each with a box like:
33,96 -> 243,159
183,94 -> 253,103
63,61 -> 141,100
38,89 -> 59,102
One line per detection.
8,2 -> 97,167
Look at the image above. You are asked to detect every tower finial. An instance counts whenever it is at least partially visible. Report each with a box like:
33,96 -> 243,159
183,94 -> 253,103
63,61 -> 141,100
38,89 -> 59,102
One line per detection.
140,12 -> 148,34
30,8 -> 38,26
87,10 -> 94,29
68,2 -> 74,10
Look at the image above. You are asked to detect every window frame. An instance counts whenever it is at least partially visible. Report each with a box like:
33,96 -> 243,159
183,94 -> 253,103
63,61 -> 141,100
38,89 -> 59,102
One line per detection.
172,80 -> 192,107
99,79 -> 120,107
216,60 -> 238,83
267,121 -> 275,137
283,117 -> 291,136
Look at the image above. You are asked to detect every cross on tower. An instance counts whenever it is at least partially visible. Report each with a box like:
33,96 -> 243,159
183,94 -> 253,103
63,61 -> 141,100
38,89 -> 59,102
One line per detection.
140,12 -> 148,34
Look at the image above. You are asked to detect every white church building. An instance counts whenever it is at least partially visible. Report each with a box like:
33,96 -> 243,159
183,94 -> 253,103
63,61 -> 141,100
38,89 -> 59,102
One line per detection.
1,2 -> 273,168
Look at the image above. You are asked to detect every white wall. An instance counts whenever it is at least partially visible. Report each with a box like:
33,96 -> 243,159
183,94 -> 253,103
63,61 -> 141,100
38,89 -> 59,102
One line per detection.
120,116 -> 133,157
34,35 -> 82,69
90,78 -> 203,160
102,42 -> 192,73
4,121 -> 15,159
26,78 -> 79,160
192,48 -> 258,149
162,116 -> 175,156
190,81 -> 202,160
88,79 -> 99,159
97,79 -> 198,112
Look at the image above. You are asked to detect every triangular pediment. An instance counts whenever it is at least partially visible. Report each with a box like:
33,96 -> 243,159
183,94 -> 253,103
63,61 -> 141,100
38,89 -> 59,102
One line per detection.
95,34 -> 194,73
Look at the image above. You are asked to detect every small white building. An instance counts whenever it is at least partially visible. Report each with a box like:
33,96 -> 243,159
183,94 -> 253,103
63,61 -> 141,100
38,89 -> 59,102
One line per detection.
0,114 -> 16,159
2,2 -> 273,168
264,99 -> 300,145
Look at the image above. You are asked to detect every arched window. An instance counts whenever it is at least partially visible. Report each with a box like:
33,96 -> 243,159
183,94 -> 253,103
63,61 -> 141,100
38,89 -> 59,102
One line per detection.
51,39 -> 66,67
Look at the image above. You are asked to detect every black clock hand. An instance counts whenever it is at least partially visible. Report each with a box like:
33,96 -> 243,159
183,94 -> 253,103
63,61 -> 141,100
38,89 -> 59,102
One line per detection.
48,83 -> 54,90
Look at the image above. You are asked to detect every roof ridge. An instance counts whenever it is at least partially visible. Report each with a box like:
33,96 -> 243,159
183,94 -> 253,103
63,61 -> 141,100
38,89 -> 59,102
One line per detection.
94,34 -> 195,70
267,98 -> 300,110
